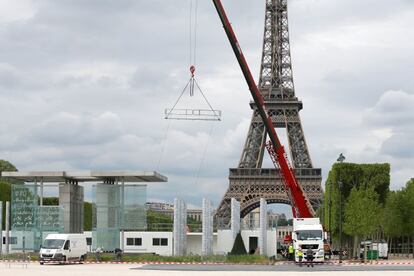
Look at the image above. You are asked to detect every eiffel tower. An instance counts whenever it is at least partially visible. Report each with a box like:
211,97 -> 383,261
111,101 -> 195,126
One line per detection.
216,0 -> 323,226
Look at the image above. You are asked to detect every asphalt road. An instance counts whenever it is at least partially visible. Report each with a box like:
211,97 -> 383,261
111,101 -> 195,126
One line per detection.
1,262 -> 414,276
135,263 -> 414,272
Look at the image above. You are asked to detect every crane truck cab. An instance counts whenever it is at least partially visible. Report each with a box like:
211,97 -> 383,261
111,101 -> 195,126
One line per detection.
292,218 -> 325,263
39,233 -> 87,265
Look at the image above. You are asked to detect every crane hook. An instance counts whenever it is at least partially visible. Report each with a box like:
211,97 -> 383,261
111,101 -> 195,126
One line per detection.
190,65 -> 196,77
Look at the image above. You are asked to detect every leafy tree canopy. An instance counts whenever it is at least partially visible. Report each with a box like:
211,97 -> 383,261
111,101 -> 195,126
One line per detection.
344,187 -> 382,237
323,162 -> 390,239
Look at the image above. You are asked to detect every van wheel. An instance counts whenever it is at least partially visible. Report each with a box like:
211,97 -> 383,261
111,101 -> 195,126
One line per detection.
40,262 -> 44,265
59,256 -> 66,265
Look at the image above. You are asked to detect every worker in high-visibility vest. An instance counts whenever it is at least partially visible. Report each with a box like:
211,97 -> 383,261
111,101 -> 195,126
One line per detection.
297,248 -> 303,266
288,244 -> 294,261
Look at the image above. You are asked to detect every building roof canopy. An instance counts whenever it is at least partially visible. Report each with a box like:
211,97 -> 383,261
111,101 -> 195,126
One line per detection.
1,171 -> 168,183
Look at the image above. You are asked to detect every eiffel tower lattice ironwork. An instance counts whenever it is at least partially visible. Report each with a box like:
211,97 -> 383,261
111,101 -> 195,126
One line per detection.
216,0 -> 323,227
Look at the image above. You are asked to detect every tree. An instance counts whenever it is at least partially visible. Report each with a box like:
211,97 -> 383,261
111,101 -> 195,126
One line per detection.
0,181 -> 11,230
383,191 -> 405,238
402,179 -> 414,255
323,163 -> 390,244
0,159 -> 17,174
0,160 -> 17,230
42,197 -> 59,205
344,187 -> 382,258
230,232 -> 247,255
147,210 -> 173,231
84,202 -> 93,231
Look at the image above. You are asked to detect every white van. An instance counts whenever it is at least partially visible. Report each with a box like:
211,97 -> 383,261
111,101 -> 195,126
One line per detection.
39,234 -> 88,264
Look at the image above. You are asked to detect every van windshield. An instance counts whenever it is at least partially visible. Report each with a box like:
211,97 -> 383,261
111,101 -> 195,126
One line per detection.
297,230 -> 323,241
42,239 -> 65,249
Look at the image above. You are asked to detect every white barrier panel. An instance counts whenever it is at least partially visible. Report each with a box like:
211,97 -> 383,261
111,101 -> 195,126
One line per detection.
230,198 -> 241,242
259,198 -> 267,255
202,199 -> 213,256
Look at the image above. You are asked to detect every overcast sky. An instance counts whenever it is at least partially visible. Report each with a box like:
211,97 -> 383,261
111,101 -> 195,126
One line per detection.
0,0 -> 413,213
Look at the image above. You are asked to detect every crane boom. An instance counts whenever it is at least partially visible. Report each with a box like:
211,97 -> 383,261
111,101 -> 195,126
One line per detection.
212,0 -> 314,218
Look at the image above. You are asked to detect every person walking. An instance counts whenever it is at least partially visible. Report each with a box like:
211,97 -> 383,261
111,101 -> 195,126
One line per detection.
95,246 -> 102,262
288,244 -> 294,261
306,248 -> 314,267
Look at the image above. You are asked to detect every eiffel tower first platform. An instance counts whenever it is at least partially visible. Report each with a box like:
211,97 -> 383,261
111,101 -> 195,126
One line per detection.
215,0 -> 323,226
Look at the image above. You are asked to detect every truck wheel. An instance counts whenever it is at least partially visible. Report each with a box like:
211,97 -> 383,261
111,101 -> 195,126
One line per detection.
40,262 -> 44,265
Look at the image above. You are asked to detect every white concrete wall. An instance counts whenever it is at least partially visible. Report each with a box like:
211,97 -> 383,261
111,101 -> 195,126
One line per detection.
3,229 -> 274,256
216,230 -> 234,254
187,234 -> 201,255
216,229 -> 277,257
240,230 -> 277,257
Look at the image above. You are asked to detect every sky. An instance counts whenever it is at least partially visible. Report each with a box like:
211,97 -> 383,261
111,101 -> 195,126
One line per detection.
0,0 -> 413,215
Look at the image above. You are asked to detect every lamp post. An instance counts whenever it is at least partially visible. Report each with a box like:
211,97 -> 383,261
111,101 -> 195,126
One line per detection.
328,181 -> 332,246
337,153 -> 345,263
338,180 -> 343,263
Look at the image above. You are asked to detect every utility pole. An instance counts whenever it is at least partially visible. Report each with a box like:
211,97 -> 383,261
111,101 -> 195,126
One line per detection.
329,181 -> 332,246
338,180 -> 343,263
337,153 -> 345,264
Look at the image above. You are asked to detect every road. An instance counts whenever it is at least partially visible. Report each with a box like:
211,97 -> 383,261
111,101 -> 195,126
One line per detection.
1,263 -> 414,276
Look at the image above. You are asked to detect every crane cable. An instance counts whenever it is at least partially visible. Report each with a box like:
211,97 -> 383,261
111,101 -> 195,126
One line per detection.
189,0 -> 199,68
189,0 -> 198,96
158,0 -> 200,171
189,0 -> 217,186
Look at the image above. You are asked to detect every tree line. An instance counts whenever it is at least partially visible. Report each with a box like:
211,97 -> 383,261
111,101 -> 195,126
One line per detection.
323,162 -> 414,258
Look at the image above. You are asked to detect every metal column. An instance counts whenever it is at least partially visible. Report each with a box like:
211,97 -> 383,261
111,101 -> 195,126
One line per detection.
40,178 -> 44,206
5,201 -> 10,254
0,201 -> 2,255
120,178 -> 125,252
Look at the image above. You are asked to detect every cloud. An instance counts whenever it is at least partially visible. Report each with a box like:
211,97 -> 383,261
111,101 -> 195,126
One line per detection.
361,90 -> 414,159
0,0 -> 36,23
29,112 -> 124,145
381,131 -> 414,159
363,90 -> 414,128
0,0 -> 413,210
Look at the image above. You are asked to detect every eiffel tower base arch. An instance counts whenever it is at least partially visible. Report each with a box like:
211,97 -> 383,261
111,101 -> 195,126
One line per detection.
216,168 -> 323,228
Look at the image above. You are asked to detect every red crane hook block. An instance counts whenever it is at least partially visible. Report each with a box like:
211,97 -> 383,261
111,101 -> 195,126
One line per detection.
190,65 -> 196,77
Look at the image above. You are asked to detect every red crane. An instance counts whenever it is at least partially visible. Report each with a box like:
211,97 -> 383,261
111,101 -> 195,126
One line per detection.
211,0 -> 314,218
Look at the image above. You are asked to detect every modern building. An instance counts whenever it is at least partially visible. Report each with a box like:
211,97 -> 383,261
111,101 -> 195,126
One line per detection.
0,170 -> 167,252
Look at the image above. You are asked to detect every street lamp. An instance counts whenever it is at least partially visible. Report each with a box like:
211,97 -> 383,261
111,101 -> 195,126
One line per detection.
338,180 -> 343,263
328,180 -> 332,246
337,153 -> 345,263
337,153 -> 345,163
